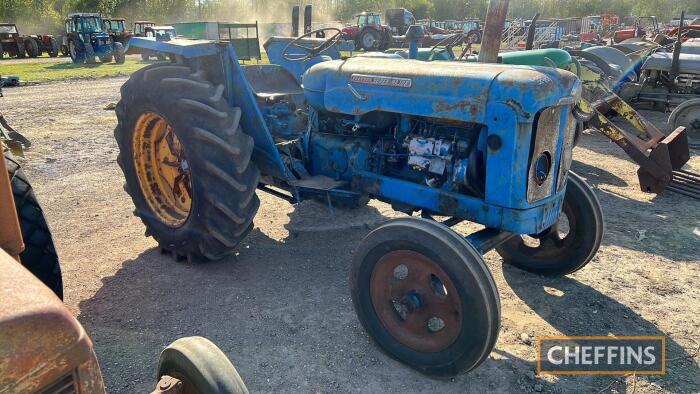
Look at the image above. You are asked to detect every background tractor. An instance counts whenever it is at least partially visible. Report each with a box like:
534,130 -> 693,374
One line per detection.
103,17 -> 132,46
27,33 -> 61,57
62,13 -> 125,64
342,12 -> 393,51
0,23 -> 39,59
116,20 -> 602,376
133,20 -> 156,37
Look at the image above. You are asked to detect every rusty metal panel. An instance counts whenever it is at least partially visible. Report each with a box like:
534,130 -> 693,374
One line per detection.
0,249 -> 105,393
557,106 -> 577,192
527,106 -> 561,203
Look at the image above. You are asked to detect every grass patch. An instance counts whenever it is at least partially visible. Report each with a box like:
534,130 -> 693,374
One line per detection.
2,58 -> 153,83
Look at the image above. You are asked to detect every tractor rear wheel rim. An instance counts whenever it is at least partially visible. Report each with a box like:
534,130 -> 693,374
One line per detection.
363,34 -> 376,48
132,112 -> 192,228
370,250 -> 462,353
674,104 -> 700,146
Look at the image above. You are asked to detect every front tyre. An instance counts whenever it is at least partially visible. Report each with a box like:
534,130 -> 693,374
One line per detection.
351,217 -> 500,376
68,39 -> 85,64
114,64 -> 260,261
5,152 -> 63,299
496,172 -> 604,276
158,336 -> 248,394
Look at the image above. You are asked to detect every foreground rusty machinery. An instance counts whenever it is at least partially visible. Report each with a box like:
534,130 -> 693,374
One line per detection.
0,247 -> 250,394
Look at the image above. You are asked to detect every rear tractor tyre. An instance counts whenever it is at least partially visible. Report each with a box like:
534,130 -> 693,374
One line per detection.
24,39 -> 38,58
4,152 -> 63,299
496,171 -> 604,276
0,42 -> 4,59
668,98 -> 700,149
114,64 -> 260,261
16,41 -> 25,58
48,37 -> 59,57
360,29 -> 381,51
100,55 -> 113,63
158,336 -> 248,394
113,42 -> 125,64
351,217 -> 500,376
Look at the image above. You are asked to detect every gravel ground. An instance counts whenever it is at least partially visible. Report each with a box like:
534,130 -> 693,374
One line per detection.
1,77 -> 699,393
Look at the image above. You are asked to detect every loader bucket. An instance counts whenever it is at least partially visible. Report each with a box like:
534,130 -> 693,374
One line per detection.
580,94 -> 700,199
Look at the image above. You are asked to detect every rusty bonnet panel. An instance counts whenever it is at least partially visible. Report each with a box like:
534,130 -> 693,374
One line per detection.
0,250 -> 103,393
302,56 -> 580,124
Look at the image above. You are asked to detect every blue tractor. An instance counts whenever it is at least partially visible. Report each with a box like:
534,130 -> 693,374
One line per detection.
115,27 -> 603,376
64,13 -> 125,64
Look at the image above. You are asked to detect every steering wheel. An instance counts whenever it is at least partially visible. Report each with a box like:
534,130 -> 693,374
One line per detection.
427,33 -> 465,61
282,28 -> 343,62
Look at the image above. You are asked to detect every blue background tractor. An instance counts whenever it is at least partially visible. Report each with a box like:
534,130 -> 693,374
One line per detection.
114,26 -> 603,376
64,13 -> 125,64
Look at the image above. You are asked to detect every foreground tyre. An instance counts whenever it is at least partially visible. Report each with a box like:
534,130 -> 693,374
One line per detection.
158,336 -> 248,394
114,64 -> 260,261
351,217 -> 500,376
4,152 -> 63,299
496,172 -> 604,276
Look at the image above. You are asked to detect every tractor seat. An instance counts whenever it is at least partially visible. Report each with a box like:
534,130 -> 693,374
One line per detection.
242,65 -> 304,98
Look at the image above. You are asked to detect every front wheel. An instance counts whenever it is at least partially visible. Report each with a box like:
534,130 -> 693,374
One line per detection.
496,172 -> 604,276
351,217 -> 500,376
5,152 -> 63,299
68,39 -> 85,64
158,336 -> 248,394
113,42 -> 125,64
114,64 -> 260,261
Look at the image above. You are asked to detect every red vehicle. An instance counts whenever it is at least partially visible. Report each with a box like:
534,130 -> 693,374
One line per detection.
0,23 -> 59,59
342,12 -> 392,51
613,16 -> 659,43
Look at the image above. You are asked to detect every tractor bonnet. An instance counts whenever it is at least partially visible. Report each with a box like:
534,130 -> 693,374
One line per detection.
302,57 -> 581,124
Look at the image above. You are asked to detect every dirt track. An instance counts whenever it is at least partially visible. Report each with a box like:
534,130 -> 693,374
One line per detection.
2,77 -> 699,393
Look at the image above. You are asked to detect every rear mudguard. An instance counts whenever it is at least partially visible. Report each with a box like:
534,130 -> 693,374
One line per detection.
125,38 -> 291,179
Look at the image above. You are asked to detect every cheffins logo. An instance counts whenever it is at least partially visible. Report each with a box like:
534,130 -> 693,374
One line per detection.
537,336 -> 665,375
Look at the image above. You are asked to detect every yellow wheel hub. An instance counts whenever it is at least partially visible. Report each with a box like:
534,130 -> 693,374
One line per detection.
132,112 -> 192,228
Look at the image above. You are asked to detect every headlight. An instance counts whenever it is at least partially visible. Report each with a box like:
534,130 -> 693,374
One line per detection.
534,151 -> 552,186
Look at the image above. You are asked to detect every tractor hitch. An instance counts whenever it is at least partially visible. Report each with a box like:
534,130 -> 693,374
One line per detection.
580,94 -> 700,199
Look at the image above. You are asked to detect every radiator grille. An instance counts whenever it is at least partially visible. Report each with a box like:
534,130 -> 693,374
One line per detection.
40,372 -> 77,394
